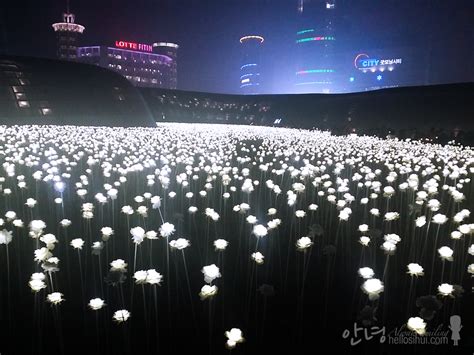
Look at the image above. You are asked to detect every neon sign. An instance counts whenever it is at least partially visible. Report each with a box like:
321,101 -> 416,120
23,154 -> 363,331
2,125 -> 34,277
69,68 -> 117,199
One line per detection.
354,53 -> 402,72
115,40 -> 153,52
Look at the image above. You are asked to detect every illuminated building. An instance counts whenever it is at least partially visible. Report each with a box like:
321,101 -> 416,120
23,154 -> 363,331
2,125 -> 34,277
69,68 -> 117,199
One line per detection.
152,42 -> 179,89
52,3 -> 85,61
295,0 -> 336,93
77,40 -> 173,89
239,35 -> 264,94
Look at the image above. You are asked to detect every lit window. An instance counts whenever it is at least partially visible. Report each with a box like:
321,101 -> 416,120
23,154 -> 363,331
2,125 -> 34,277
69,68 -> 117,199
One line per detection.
12,86 -> 23,93
18,101 -> 30,108
41,108 -> 52,115
15,93 -> 27,100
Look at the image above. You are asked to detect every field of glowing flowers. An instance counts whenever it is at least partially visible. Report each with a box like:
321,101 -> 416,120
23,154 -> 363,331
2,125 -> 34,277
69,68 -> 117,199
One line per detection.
0,123 -> 473,354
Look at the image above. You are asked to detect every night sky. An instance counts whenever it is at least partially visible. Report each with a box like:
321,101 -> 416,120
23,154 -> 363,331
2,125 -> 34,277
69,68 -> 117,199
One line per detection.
2,0 -> 473,94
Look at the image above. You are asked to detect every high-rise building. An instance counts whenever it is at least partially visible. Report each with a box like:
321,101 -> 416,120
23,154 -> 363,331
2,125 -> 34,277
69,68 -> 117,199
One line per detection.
77,40 -> 173,89
52,3 -> 85,61
239,35 -> 264,94
295,0 -> 336,93
152,42 -> 179,89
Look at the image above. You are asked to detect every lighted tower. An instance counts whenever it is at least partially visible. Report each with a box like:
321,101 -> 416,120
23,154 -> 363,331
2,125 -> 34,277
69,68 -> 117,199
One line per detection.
152,42 -> 179,89
239,35 -> 264,94
295,0 -> 336,93
52,1 -> 85,61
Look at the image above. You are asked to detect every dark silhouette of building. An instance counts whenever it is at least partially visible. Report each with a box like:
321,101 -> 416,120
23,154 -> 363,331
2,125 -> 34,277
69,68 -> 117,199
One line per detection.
0,56 -> 155,126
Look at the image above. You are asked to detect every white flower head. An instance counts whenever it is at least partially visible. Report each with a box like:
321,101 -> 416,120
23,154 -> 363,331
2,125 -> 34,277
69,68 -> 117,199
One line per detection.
252,224 -> 268,238
251,252 -> 264,264
438,283 -> 454,297
70,238 -> 85,250
407,263 -> 424,277
113,309 -> 130,323
361,278 -> 384,300
358,267 -> 375,279
296,236 -> 313,251
110,259 -> 127,272
89,298 -> 106,310
169,238 -> 190,250
225,328 -> 244,349
214,239 -> 228,251
199,284 -> 218,300
47,292 -> 64,305
159,222 -> 175,238
202,264 -> 221,283
407,317 -> 426,335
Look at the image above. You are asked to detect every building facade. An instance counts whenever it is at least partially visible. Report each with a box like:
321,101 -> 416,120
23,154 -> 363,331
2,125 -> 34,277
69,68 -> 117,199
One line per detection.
52,13 -> 85,60
295,0 -> 336,93
77,41 -> 174,89
239,35 -> 264,94
152,42 -> 179,89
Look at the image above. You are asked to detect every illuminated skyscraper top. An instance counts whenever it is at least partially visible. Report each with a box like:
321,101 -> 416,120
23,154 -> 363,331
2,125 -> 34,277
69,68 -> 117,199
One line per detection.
239,35 -> 264,94
52,1 -> 85,60
295,0 -> 336,93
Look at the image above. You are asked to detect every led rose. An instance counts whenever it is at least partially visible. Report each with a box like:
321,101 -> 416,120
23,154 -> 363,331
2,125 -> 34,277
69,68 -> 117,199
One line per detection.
60,219 -> 71,228
246,215 -> 258,224
0,229 -> 13,245
169,238 -> 190,250
438,246 -> 453,261
358,267 -> 375,279
407,263 -> 424,277
199,284 -> 218,300
110,259 -> 127,272
113,309 -> 130,323
267,208 -> 277,215
29,220 -> 46,235
159,222 -> 175,238
214,239 -> 228,251
432,214 -> 448,225
145,269 -> 163,285
296,237 -> 313,251
121,206 -> 133,215
70,238 -> 84,250
25,198 -> 37,208
370,208 -> 380,216
251,252 -> 264,264
358,224 -> 369,233
101,227 -> 114,241
407,317 -> 426,335
89,298 -> 106,310
47,292 -> 64,305
133,270 -> 148,284
359,236 -> 371,246
295,210 -> 306,218
29,279 -> 47,292
225,328 -> 244,349
146,230 -> 158,239
267,219 -> 281,230
202,264 -> 221,283
252,224 -> 268,238
5,211 -> 16,221
384,212 -> 399,221
438,283 -> 454,297
34,247 -> 52,262
130,226 -> 145,245
13,219 -> 23,228
361,278 -> 384,300
467,264 -> 474,275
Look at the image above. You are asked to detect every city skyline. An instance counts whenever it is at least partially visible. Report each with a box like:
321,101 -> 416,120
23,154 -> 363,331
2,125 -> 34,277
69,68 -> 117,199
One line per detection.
2,0 -> 473,94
